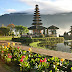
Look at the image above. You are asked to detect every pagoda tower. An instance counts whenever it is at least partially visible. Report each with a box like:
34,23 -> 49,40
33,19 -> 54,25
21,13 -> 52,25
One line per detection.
32,5 -> 42,26
28,5 -> 47,35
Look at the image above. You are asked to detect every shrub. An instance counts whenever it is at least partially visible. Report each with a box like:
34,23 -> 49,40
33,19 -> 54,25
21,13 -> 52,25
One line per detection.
0,43 -> 72,72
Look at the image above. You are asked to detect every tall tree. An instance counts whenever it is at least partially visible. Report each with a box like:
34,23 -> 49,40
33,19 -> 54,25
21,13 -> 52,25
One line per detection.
0,27 -> 10,36
7,24 -> 15,29
15,25 -> 29,36
7,24 -> 15,35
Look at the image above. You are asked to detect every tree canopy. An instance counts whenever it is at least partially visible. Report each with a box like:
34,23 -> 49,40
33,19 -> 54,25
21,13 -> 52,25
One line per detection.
7,24 -> 15,36
7,24 -> 15,29
0,27 -> 10,36
15,25 -> 29,36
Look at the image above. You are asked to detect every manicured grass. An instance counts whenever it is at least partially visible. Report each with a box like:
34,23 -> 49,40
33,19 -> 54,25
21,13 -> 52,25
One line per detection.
29,41 -> 40,48
0,36 -> 20,40
29,41 -> 47,49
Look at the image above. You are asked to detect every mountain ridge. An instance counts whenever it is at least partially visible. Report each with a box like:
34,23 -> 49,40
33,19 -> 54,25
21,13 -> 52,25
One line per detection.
0,12 -> 72,35
1,11 -> 72,16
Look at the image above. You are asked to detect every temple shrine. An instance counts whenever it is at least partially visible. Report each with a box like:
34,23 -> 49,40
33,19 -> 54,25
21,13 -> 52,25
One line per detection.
48,25 -> 59,37
28,5 -> 47,35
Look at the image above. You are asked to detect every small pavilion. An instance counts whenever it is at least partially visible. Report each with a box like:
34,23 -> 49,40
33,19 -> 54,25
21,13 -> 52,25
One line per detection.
48,25 -> 59,37
28,5 -> 47,35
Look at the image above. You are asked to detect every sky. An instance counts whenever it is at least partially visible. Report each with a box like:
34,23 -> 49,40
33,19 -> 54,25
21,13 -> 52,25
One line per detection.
0,0 -> 72,15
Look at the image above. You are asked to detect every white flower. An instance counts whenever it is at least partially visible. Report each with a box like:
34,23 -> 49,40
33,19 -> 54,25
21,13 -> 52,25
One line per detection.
53,65 -> 55,68
34,65 -> 38,69
60,62 -> 62,66
29,55 -> 30,57
34,63 -> 38,69
57,69 -> 59,71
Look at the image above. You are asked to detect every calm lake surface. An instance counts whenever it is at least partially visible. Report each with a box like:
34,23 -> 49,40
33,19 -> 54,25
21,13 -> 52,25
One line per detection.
38,41 -> 72,53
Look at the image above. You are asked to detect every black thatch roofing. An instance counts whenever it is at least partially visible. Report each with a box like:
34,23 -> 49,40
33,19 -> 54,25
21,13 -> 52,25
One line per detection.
34,11 -> 40,12
32,23 -> 42,25
36,4 -> 38,6
48,25 -> 59,29
34,17 -> 41,18
33,20 -> 42,21
34,15 -> 40,16
34,13 -> 40,14
28,26 -> 47,30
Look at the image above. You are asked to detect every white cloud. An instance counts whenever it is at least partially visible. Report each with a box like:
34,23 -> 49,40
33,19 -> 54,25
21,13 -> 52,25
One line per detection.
6,9 -> 16,13
19,0 -> 72,14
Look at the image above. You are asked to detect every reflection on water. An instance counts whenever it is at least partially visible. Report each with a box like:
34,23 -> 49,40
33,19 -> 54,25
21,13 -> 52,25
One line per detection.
38,41 -> 72,53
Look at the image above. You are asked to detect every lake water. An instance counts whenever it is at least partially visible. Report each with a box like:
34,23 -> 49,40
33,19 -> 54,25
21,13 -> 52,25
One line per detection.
38,41 -> 72,53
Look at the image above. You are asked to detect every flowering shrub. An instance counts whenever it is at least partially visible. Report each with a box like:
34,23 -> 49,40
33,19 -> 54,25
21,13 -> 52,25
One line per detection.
4,53 -> 12,63
0,42 -> 72,72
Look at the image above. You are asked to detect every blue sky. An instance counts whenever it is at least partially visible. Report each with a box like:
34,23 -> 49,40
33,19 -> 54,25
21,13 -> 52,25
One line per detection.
0,0 -> 72,15
0,0 -> 33,15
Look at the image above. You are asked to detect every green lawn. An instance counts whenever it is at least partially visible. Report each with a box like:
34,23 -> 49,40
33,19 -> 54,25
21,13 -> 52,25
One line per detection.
29,41 -> 47,49
0,36 -> 20,40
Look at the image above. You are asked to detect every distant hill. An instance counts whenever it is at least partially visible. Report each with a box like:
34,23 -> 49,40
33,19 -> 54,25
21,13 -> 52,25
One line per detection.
0,12 -> 72,35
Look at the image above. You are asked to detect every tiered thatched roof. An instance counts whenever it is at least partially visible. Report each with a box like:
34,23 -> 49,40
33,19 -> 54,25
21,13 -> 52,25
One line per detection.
48,25 -> 59,29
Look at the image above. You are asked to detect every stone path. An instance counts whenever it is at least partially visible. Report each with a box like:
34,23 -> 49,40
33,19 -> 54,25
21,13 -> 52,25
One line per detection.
0,59 -> 9,72
16,45 -> 72,60
0,40 -> 72,60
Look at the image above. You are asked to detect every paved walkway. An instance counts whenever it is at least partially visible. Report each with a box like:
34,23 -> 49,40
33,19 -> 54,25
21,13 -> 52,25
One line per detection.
0,59 -> 9,72
0,40 -> 72,60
